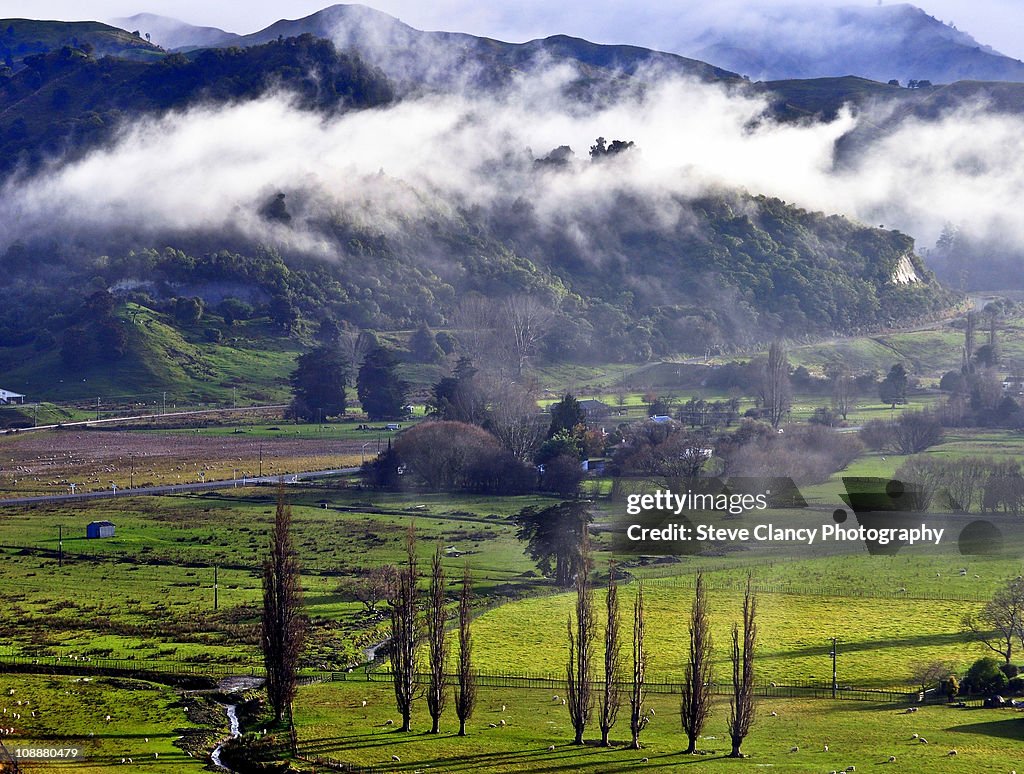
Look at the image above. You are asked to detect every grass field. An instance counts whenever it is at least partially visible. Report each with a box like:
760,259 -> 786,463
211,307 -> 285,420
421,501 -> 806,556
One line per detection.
291,679 -> 1024,773
0,673 -> 221,773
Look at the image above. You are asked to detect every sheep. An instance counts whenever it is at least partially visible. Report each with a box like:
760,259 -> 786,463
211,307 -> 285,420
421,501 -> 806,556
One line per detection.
846,767 -> 856,773
649,707 -> 655,716
888,756 -> 896,763
918,737 -> 928,744
121,759 -> 126,765
790,746 -> 799,753
499,719 -> 506,727
384,719 -> 394,726
154,753 -> 158,759
911,733 -> 919,739
392,754 -> 401,762
562,699 -> 566,705
501,704 -> 507,712
105,714 -> 112,722
127,759 -> 132,764
144,738 -> 148,743
640,757 -> 649,763
824,744 -> 829,752
489,723 -> 498,728
769,711 -> 778,717
362,700 -> 368,708
947,750 -> 958,756
552,695 -> 560,702
547,745 -> 556,751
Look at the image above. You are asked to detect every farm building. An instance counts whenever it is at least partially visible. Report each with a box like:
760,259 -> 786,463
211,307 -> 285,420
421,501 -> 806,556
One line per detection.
86,521 -> 115,539
0,388 -> 25,405
578,399 -> 612,419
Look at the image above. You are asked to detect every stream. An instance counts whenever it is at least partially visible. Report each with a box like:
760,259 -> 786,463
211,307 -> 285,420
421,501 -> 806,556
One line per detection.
210,704 -> 241,772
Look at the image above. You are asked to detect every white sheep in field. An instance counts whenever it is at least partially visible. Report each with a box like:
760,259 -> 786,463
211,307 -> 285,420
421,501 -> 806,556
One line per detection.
640,757 -> 649,763
488,723 -> 497,728
383,719 -> 394,726
499,719 -> 506,727
918,737 -> 928,744
552,695 -> 559,702
361,700 -> 367,707
911,733 -> 918,739
888,756 -> 896,763
392,754 -> 401,762
501,704 -> 506,712
947,750 -> 958,756
823,744 -> 829,752
547,745 -> 556,751
790,746 -> 798,753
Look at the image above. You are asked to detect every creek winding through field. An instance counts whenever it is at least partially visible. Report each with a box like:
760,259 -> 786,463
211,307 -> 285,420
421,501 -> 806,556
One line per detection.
210,704 -> 241,772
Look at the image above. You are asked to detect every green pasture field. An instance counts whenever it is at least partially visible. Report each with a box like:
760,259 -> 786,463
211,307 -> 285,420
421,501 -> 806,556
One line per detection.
0,488 -> 556,665
466,582 -> 984,688
292,679 -> 1024,773
0,673 -> 218,773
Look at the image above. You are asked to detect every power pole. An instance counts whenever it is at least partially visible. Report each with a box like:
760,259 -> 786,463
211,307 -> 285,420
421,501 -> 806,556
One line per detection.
259,442 -> 263,477
95,396 -> 100,421
58,525 -> 63,569
830,637 -> 838,699
129,454 -> 135,490
214,566 -> 219,611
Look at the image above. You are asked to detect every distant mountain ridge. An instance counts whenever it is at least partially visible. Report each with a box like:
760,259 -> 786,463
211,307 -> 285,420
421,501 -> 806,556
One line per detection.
110,2 -> 1024,87
112,4 -> 738,92
685,2 -> 1024,84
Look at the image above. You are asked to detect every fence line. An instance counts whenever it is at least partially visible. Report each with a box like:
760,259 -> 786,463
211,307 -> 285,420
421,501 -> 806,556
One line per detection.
641,574 -> 989,603
364,669 -> 916,703
0,649 -> 262,679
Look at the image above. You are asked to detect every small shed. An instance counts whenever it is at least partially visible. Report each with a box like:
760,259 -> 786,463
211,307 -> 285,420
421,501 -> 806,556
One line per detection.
86,521 -> 115,539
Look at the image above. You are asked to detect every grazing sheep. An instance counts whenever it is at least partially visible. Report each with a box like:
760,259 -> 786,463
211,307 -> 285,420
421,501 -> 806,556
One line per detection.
888,756 -> 896,762
362,700 -> 368,708
154,753 -> 158,759
919,738 -> 928,744
547,745 -> 556,751
144,738 -> 148,743
948,750 -> 957,756
769,711 -> 778,717
790,746 -> 799,753
127,759 -> 132,764
824,744 -> 829,752
501,705 -> 506,712
912,733 -> 919,739
649,707 -> 655,716
392,754 -> 401,761
640,757 -> 649,763
105,714 -> 112,722
489,723 -> 497,728
499,719 -> 506,727
846,767 -> 856,772
552,695 -> 559,702
121,759 -> 126,765
562,699 -> 566,705
384,719 -> 394,726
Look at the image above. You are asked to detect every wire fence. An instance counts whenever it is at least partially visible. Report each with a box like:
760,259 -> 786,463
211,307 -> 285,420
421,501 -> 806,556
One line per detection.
0,649 -> 261,679
642,573 -> 990,602
364,668 -> 916,703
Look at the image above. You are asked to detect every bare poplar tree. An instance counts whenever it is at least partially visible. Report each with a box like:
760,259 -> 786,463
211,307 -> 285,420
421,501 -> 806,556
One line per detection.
261,490 -> 306,741
760,341 -> 791,428
427,545 -> 449,733
501,295 -> 554,377
680,572 -> 714,754
629,581 -> 649,750
830,367 -> 855,421
727,575 -> 757,758
390,524 -> 419,732
599,560 -> 623,746
454,562 -> 477,736
566,530 -> 595,745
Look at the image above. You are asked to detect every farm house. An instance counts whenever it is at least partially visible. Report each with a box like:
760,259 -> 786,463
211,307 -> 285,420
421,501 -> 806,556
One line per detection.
0,388 -> 25,404
86,521 -> 115,539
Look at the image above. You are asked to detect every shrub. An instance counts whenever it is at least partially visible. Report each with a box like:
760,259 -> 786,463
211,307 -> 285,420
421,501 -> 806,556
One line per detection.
964,657 -> 1009,696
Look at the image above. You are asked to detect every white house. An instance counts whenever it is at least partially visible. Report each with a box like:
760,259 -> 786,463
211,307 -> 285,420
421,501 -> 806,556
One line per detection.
0,388 -> 25,405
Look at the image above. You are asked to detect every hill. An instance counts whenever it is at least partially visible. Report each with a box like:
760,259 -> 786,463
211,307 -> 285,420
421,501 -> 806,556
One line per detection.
109,12 -> 241,50
686,2 -> 1024,85
151,4 -> 739,93
0,18 -> 162,71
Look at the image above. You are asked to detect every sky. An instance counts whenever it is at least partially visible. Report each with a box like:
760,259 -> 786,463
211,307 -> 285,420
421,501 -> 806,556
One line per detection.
4,0 -> 1024,61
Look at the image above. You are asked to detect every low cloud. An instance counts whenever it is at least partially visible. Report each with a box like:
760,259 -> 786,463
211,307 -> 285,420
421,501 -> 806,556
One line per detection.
1,66 -> 1022,269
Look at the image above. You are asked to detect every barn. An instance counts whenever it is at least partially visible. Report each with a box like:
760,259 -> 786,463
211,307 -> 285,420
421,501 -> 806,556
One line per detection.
86,521 -> 115,539
0,388 -> 25,405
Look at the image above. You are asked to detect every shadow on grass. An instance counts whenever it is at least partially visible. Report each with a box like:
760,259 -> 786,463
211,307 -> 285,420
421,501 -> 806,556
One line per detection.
302,733 -> 731,773
946,714 -> 1024,739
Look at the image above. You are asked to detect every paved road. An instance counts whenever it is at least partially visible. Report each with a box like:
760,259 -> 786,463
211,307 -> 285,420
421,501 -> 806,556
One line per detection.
0,467 -> 360,507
